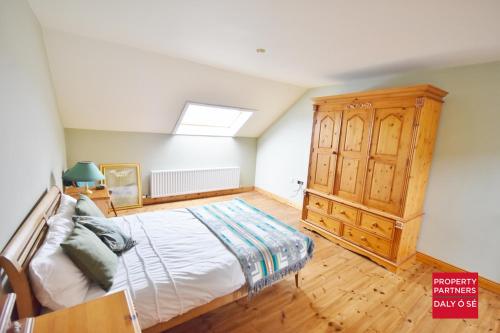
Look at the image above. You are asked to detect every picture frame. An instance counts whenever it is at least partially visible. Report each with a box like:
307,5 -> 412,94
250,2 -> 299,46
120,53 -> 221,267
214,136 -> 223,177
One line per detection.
100,163 -> 142,210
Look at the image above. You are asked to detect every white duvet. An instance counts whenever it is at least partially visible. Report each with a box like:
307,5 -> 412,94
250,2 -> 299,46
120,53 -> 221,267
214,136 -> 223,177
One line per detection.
84,208 -> 246,329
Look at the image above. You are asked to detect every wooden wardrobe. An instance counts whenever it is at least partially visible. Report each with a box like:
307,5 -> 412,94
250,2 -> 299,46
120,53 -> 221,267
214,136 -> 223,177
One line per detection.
301,84 -> 447,272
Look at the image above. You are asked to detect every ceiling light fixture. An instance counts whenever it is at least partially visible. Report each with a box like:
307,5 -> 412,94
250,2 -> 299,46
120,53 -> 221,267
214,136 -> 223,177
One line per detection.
256,48 -> 266,53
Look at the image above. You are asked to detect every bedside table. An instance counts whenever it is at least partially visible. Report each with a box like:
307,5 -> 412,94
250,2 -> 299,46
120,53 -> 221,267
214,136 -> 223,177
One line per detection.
64,187 -> 117,217
22,291 -> 140,333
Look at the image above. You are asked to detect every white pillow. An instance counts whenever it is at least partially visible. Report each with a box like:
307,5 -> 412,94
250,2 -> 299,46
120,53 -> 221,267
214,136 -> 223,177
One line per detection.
45,194 -> 76,233
55,193 -> 77,219
29,211 -> 90,310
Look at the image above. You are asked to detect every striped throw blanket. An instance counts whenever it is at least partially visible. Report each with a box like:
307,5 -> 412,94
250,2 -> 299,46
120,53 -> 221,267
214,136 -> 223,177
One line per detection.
187,198 -> 314,296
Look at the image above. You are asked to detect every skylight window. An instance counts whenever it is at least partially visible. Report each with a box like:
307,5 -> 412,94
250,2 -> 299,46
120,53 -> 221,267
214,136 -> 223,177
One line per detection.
174,102 -> 253,137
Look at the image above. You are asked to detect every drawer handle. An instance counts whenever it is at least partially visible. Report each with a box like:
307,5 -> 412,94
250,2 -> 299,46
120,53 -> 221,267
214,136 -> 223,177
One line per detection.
348,232 -> 353,236
315,202 -> 323,207
360,236 -> 368,242
319,218 -> 325,223
371,222 -> 378,228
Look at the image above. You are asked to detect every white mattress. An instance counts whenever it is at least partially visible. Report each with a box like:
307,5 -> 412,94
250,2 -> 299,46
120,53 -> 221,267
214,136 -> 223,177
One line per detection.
84,208 -> 245,329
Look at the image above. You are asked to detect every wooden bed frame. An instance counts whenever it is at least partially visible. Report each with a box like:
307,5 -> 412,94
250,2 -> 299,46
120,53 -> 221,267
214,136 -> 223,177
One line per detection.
0,187 -> 61,319
0,186 -> 301,332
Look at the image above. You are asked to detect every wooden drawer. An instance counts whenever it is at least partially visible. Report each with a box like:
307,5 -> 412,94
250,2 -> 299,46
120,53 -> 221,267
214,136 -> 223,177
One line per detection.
307,194 -> 329,214
306,210 -> 341,236
330,201 -> 357,224
359,213 -> 395,239
343,225 -> 392,258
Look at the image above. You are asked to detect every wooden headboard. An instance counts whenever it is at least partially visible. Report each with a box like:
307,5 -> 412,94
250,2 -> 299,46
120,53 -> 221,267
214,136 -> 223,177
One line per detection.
0,186 -> 61,319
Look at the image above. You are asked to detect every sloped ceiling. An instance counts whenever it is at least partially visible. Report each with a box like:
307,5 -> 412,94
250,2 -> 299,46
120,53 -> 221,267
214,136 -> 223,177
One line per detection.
29,0 -> 500,136
42,30 -> 305,137
30,0 -> 500,86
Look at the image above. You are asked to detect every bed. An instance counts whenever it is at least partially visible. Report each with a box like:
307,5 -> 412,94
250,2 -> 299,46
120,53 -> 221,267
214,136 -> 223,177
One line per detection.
0,187 -> 313,332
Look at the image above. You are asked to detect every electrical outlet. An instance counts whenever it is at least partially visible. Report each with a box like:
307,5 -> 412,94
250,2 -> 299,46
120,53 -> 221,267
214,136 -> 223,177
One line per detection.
297,180 -> 304,185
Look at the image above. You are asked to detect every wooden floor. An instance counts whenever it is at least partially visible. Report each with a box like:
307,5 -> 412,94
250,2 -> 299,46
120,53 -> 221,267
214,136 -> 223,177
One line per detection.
122,191 -> 499,333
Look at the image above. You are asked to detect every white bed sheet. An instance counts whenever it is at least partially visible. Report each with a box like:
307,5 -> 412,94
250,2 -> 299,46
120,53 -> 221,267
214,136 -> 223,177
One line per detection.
84,208 -> 245,330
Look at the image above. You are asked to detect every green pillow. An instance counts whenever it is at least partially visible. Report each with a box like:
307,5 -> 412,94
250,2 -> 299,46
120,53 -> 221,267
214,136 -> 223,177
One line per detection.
73,216 -> 136,255
75,194 -> 105,218
61,224 -> 118,291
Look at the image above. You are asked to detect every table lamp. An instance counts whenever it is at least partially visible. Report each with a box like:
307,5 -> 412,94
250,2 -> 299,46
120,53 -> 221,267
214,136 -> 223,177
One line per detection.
63,161 -> 105,195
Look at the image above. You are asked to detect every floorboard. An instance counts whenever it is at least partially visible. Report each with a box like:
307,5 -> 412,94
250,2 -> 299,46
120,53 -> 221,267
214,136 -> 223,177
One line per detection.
121,191 -> 499,333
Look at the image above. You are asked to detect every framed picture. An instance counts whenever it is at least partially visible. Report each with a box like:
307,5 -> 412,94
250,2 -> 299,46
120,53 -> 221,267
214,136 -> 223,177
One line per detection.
100,163 -> 142,210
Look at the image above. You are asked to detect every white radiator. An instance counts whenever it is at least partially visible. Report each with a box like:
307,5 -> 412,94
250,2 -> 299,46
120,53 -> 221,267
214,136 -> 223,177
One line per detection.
150,167 -> 240,198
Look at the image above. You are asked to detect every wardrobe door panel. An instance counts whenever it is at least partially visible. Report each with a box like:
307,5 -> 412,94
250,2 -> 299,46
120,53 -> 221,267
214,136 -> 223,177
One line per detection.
309,111 -> 342,194
364,107 -> 415,214
368,161 -> 396,202
334,108 -> 372,202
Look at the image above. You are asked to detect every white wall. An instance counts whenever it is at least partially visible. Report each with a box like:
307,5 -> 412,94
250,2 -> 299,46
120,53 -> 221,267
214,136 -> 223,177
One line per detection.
43,29 -> 306,138
0,0 -> 66,249
65,129 -> 257,195
255,62 -> 500,281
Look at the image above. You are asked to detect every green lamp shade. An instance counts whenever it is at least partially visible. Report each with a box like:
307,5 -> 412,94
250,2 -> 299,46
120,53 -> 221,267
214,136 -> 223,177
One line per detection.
63,162 -> 105,182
